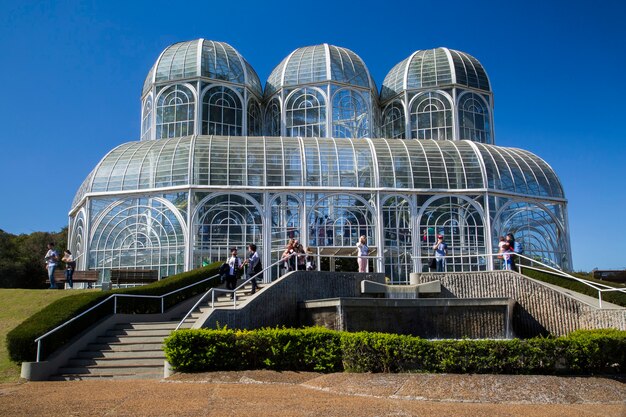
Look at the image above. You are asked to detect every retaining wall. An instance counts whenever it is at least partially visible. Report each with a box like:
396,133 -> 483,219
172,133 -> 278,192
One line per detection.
196,271 -> 385,330
411,271 -> 626,336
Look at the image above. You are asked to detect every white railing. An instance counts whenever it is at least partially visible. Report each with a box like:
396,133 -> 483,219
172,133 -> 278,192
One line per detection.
511,253 -> 625,309
174,255 -> 295,330
33,274 -> 218,362
425,251 -> 626,309
174,252 -> 384,331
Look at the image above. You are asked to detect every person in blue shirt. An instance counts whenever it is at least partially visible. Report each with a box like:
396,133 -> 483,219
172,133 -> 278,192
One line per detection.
432,235 -> 448,272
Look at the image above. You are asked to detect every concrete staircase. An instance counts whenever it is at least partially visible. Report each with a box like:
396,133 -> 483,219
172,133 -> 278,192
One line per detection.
50,282 -> 260,380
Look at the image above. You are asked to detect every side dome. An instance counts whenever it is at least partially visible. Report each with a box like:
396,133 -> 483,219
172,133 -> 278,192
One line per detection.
264,44 -> 377,99
381,47 -> 490,102
142,39 -> 262,98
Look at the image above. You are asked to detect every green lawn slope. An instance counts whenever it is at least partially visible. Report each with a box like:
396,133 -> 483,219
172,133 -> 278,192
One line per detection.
0,288 -> 96,383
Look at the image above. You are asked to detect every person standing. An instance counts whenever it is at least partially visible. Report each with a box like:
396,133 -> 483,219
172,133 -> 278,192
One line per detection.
293,240 -> 306,271
432,235 -> 448,273
501,243 -> 513,270
62,250 -> 75,289
244,243 -> 261,294
225,248 -> 242,299
505,233 -> 517,270
356,235 -> 369,273
44,243 -> 59,289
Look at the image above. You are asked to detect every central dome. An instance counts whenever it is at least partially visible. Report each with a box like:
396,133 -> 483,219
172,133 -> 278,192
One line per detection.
264,44 -> 376,99
142,39 -> 262,98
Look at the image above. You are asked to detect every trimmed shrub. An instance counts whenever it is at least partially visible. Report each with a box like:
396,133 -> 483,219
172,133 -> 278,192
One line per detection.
164,327 -> 343,373
164,328 -> 626,375
7,263 -> 221,363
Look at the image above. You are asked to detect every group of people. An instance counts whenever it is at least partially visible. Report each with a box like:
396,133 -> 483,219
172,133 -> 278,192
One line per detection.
428,232 -> 523,273
44,242 -> 76,289
498,233 -> 523,270
221,244 -> 262,298
281,238 -> 315,272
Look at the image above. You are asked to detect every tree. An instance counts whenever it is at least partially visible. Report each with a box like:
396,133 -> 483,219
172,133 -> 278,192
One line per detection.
0,228 -> 69,288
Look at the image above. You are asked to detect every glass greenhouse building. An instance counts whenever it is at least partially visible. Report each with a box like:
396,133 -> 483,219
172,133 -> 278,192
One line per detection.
69,39 -> 571,283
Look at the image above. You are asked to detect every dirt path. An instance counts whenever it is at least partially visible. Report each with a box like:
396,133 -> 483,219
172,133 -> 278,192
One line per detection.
0,372 -> 624,416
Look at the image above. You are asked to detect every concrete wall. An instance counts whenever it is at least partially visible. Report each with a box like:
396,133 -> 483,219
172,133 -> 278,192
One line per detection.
411,271 -> 626,337
299,298 -> 515,339
198,271 -> 385,330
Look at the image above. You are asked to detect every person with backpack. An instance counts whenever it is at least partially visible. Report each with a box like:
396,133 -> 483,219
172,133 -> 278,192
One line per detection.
244,243 -> 262,294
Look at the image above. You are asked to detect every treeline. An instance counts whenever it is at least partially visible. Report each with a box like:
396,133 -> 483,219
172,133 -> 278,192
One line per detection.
0,228 -> 68,288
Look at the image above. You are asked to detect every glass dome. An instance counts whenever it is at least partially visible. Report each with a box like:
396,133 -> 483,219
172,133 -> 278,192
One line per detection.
264,44 -> 377,99
142,39 -> 262,98
72,136 -> 564,209
381,48 -> 491,103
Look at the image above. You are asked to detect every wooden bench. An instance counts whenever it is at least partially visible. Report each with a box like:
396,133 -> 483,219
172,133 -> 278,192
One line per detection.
110,269 -> 159,288
46,270 -> 99,288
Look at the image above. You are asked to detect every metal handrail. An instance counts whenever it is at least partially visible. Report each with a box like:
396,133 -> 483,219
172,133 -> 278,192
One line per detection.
426,251 -> 625,309
33,273 -> 218,362
511,253 -> 626,309
174,255 -> 293,330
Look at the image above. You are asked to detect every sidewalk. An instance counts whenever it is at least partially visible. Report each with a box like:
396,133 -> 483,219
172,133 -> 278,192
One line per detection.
1,371 -> 624,416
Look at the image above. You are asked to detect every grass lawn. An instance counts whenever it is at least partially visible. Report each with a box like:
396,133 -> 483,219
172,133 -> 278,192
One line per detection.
0,288 -> 96,383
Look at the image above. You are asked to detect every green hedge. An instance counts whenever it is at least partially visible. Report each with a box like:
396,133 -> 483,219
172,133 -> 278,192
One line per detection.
522,268 -> 626,307
164,328 -> 626,375
164,327 -> 343,372
7,263 -> 221,363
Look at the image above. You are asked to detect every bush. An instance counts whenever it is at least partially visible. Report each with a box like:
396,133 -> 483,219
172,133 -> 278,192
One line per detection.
164,328 -> 626,375
522,268 -> 626,307
164,327 -> 343,373
7,263 -> 221,363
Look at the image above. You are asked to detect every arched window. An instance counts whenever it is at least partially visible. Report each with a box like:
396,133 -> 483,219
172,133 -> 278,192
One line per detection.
201,86 -> 242,136
156,85 -> 195,139
193,194 -> 262,268
70,212 -> 86,269
382,196 -> 412,284
409,92 -> 452,140
458,93 -> 491,143
418,196 -> 485,272
381,101 -> 405,139
271,194 -> 301,272
247,99 -> 262,136
89,197 -> 186,277
264,98 -> 281,136
493,201 -> 568,269
141,96 -> 153,141
332,89 -> 369,138
286,88 -> 326,137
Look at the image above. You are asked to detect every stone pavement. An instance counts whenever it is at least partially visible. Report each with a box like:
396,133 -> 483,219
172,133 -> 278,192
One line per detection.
0,371 -> 624,416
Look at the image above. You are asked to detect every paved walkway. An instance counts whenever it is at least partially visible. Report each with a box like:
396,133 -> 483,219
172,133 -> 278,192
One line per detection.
1,371 -> 624,416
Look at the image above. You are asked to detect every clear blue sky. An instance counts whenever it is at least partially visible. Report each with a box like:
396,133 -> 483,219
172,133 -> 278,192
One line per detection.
0,0 -> 624,272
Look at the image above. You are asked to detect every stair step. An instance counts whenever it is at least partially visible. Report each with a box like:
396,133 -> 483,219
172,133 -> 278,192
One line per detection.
105,329 -> 173,337
86,342 -> 164,351
77,350 -> 165,359
96,335 -> 167,344
115,322 -> 179,330
56,365 -> 163,376
68,357 -> 164,367
50,372 -> 162,381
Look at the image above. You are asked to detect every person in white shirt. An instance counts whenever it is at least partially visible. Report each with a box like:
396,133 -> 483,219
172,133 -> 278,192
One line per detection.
356,235 -> 369,272
44,242 -> 59,289
225,248 -> 242,299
